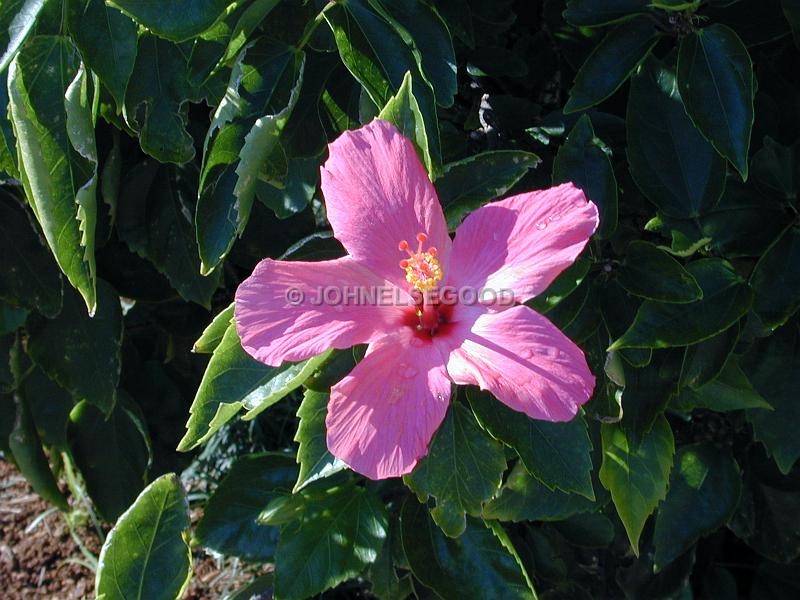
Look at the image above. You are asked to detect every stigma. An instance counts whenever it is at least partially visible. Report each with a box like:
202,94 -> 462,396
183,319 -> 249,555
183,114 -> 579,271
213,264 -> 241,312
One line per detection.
398,232 -> 442,292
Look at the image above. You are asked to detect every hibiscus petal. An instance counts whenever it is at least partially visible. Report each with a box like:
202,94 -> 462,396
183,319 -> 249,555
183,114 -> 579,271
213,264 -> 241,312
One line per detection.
448,183 -> 598,303
235,257 -> 408,366
320,119 -> 451,288
326,330 -> 451,479
446,305 -> 595,421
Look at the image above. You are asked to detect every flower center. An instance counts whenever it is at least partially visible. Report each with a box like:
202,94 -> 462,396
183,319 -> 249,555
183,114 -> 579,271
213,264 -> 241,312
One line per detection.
398,232 -> 442,292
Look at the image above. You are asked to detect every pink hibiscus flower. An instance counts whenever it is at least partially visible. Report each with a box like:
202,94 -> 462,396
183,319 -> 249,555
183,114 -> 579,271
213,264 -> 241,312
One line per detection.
235,120 -> 599,480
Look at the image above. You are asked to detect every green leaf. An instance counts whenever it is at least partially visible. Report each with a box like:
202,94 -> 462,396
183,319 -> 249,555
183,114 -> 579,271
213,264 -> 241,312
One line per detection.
438,150 -> 540,229
27,280 -> 121,415
679,322 -> 740,389
468,388 -> 594,499
752,136 -> 799,201
368,518 -> 412,600
8,36 -> 98,313
564,0 -> 651,27
618,241 -> 702,303
8,394 -> 69,510
562,282 -> 602,343
279,50 -> 342,158
303,347 -> 359,393
553,114 -> 617,238
564,16 -> 658,114
617,537 -> 696,598
0,71 -> 18,178
116,160 -> 221,307
293,389 -> 346,492
677,24 -> 755,178
783,0 -> 800,45
258,493 -> 307,527
109,0 -> 231,42
181,3 -> 252,104
672,356 -> 771,412
274,484 -> 389,600
256,156 -> 318,219
192,302 -> 234,354
220,0 -> 282,66
742,323 -> 800,474
194,452 -> 297,562
651,0 -> 701,10
371,0 -> 457,108
620,361 -> 677,442
320,67 -> 362,136
0,333 -> 15,392
646,182 -> 790,258
66,0 -> 137,106
0,304 -> 26,337
729,459 -> 800,564
0,393 -> 14,454
24,367 -> 73,451
227,574 -> 275,600
627,55 -> 727,218
610,258 -> 753,349
404,402 -> 506,538
96,474 -> 192,600
599,280 -> 652,367
483,461 -> 597,522
123,34 -> 196,164
702,567 -> 739,600
599,415 -> 675,554
377,70 -> 432,174
279,231 -> 346,263
0,0 -> 46,73
654,444 -> 742,570
547,276 -> 591,330
553,512 -> 616,548
196,38 -> 304,274
750,226 -> 800,329
68,395 -> 151,522
325,0 -> 441,168
178,323 -> 329,451
528,257 -> 592,314
401,498 -> 536,600
0,191 -> 63,317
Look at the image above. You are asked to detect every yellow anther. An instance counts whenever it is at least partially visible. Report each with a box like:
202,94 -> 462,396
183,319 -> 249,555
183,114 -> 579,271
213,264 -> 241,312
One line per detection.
398,232 -> 442,291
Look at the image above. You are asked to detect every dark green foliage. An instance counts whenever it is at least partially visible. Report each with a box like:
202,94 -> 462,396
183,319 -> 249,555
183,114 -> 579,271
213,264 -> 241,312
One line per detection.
1,1 -> 797,598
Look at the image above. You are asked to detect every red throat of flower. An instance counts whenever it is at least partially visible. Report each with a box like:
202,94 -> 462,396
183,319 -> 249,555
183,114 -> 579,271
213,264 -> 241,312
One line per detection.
399,232 -> 449,337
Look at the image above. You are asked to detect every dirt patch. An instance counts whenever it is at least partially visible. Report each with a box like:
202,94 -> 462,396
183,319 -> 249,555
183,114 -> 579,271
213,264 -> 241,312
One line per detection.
0,459 -> 266,599
0,459 -> 98,599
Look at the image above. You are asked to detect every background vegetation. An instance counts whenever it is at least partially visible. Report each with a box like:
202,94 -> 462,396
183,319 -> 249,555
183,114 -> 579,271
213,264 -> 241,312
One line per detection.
1,0 -> 799,598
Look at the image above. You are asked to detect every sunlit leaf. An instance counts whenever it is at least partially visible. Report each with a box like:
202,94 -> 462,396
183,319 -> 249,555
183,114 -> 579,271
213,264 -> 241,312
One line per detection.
109,0 -> 232,42
95,474 -> 192,600
468,388 -> 594,499
401,498 -> 536,600
293,389 -> 346,492
600,415 -> 674,553
654,444 -> 742,571
8,36 -> 98,312
66,0 -> 137,106
404,402 -> 506,537
178,323 -> 329,451
273,484 -> 388,600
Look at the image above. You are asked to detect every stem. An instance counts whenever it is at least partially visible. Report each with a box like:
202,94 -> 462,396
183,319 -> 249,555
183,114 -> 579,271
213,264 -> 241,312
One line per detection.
62,452 -> 104,542
297,1 -> 337,51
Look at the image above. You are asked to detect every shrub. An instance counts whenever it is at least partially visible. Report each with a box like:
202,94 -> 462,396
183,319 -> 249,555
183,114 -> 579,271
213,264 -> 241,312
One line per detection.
1,1 -> 799,598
